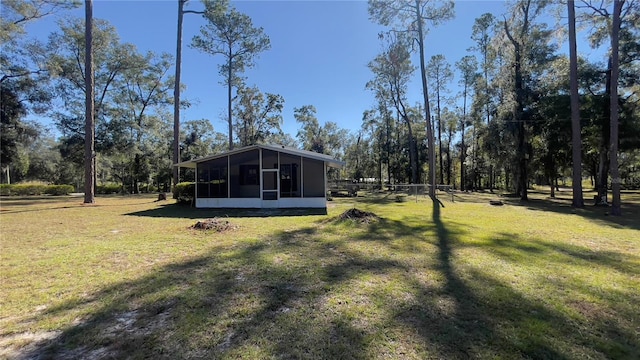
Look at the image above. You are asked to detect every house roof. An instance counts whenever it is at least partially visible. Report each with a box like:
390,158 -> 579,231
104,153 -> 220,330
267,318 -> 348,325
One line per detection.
174,144 -> 346,169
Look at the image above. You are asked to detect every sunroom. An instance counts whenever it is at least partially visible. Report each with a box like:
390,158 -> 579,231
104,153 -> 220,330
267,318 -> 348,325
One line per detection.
175,144 -> 344,209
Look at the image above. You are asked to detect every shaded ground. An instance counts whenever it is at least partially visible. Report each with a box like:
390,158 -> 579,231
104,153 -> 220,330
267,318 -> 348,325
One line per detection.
126,203 -> 328,219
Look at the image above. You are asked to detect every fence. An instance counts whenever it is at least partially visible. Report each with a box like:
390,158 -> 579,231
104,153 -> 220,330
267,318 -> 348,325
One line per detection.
327,181 -> 454,202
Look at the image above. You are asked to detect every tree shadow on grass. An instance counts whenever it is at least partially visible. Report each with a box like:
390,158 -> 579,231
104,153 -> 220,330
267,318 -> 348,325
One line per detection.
501,190 -> 640,231
442,189 -> 640,231
450,230 -> 640,358
367,204 -> 637,358
392,204 -> 569,358
15,226 -> 399,359
125,203 -> 328,219
475,232 -> 640,275
9,205 -> 639,359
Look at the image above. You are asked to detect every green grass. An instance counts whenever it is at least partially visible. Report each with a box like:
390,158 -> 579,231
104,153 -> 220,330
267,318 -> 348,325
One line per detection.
1,191 -> 638,359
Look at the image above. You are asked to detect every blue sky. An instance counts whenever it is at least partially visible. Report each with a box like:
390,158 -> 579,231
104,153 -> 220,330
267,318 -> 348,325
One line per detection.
25,0 -> 605,139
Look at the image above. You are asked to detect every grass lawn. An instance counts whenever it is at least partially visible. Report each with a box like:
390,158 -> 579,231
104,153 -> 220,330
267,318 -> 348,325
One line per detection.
1,190 -> 639,359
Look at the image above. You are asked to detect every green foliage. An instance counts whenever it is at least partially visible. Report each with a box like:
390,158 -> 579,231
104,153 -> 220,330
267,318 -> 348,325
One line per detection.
12,183 -> 46,195
172,182 -> 195,203
96,184 -> 123,194
294,105 -> 349,158
1,83 -> 40,168
0,183 -> 72,196
233,85 -> 285,146
0,184 -> 11,195
192,0 -> 271,149
180,119 -> 226,161
44,185 -> 74,196
193,0 -> 271,81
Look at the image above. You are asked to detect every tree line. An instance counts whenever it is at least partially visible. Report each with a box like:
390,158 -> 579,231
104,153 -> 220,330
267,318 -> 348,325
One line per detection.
2,0 -> 638,214
344,0 -> 639,214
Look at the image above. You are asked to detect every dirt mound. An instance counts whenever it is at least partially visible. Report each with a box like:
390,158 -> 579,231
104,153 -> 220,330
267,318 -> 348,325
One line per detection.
191,218 -> 237,232
338,208 -> 380,223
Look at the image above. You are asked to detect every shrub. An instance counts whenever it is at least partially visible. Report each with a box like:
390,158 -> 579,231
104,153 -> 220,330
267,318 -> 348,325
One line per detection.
173,182 -> 195,204
0,183 -> 74,196
12,183 -> 47,196
44,185 -> 75,196
0,184 -> 11,196
96,184 -> 123,194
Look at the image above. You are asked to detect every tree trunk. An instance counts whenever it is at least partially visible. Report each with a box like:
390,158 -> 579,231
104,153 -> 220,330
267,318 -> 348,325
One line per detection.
227,49 -> 233,150
134,153 -> 141,194
596,148 -> 609,204
446,132 -> 451,185
437,89 -> 443,185
83,0 -> 95,204
517,120 -> 527,200
386,112 -> 391,184
377,139 -> 383,187
173,0 -> 185,189
460,86 -> 467,192
609,0 -> 624,216
596,57 -> 612,205
505,166 -> 510,191
415,0 -> 436,200
471,123 -> 480,191
460,129 -> 466,191
504,2 -> 530,201
548,155 -> 555,198
356,133 -> 361,179
408,125 -> 418,184
568,0 -> 584,208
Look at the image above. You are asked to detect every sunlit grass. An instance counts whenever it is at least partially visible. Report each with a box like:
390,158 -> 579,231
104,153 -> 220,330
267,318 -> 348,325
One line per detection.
1,191 -> 638,359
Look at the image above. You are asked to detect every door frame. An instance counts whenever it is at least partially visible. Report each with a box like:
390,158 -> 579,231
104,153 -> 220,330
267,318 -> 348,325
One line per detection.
261,168 -> 279,207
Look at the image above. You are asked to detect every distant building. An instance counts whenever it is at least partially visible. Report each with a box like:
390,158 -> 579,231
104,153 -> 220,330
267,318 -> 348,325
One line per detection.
175,144 -> 344,209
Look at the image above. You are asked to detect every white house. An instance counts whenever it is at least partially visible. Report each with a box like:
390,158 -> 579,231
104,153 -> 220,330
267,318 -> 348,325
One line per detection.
175,144 -> 345,209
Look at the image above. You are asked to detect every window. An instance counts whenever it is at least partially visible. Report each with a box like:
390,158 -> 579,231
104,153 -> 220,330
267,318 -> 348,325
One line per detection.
262,149 -> 278,169
197,157 -> 228,198
303,158 -> 325,197
240,165 -> 259,185
197,166 -> 210,198
210,166 -> 228,198
280,153 -> 301,198
230,149 -> 260,198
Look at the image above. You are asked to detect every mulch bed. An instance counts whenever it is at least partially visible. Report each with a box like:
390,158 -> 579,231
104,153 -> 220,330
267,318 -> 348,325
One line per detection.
337,208 -> 380,223
191,218 -> 238,232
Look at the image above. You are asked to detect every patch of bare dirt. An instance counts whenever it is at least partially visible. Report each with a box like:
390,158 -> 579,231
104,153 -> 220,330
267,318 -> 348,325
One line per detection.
568,300 -> 613,320
0,331 -> 60,359
4,304 -> 176,360
191,218 -> 238,232
337,208 -> 380,223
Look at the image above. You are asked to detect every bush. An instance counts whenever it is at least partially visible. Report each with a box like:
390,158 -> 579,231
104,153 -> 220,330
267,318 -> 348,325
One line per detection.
0,184 -> 75,196
44,185 -> 75,196
12,183 -> 47,196
96,184 -> 123,194
173,182 -> 195,204
0,184 -> 11,196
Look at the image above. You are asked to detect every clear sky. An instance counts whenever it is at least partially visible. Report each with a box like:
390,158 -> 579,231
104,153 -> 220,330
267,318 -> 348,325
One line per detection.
24,0 -> 605,139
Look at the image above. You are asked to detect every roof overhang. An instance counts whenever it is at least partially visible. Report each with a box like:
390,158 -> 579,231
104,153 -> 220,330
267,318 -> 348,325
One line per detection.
173,144 -> 345,169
